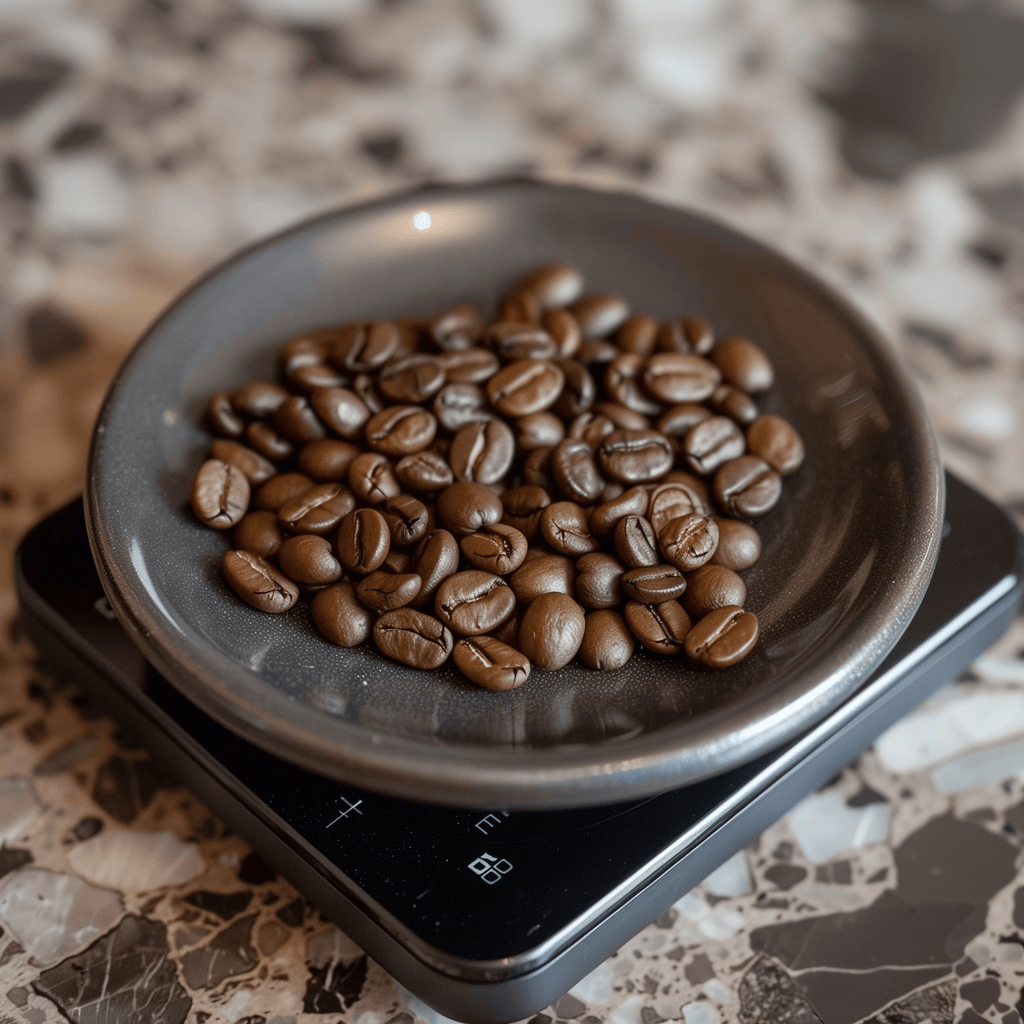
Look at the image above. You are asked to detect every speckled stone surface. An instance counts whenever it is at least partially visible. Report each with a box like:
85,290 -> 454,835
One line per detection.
2,1 -> 1024,1022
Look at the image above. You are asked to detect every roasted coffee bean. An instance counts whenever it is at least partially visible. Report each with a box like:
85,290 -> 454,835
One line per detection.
298,438 -> 361,482
278,482 -> 355,535
253,472 -> 313,512
522,446 -> 554,489
498,290 -> 542,324
713,456 -> 781,517
600,480 -> 625,503
428,305 -> 482,352
233,510 -> 284,559
514,412 -> 564,453
348,452 -> 401,506
685,606 -> 759,667
615,315 -> 658,356
682,564 -> 746,620
438,347 -> 499,384
647,479 -> 709,534
486,322 -> 557,361
605,353 -> 663,416
192,459 -> 250,528
378,354 -> 446,405
518,593 -> 586,670
280,335 -> 330,375
412,529 -> 460,607
381,493 -> 430,547
356,571 -> 422,612
657,403 -> 712,447
710,517 -> 761,569
549,438 -> 604,504
540,501 -> 600,556
461,523 -> 528,575
245,420 -> 294,462
642,353 -> 720,405
352,372 -> 384,414
708,384 -> 758,426
590,485 -> 649,537
575,552 -> 624,609
621,564 -> 687,603
278,534 -> 343,586
309,386 -> 371,439
311,582 -> 372,646
711,338 -> 773,393
435,570 -> 516,635
374,608 -> 454,669
578,609 -> 634,670
659,512 -> 719,571
487,359 -> 565,417
682,416 -> 745,475
746,414 -> 804,475
337,507 -> 391,574
222,550 -> 298,613
507,553 -> 575,604
273,395 -> 327,444
597,428 -> 673,484
287,362 -> 347,393
395,450 -> 454,493
570,293 -> 629,338
394,316 -> 426,356
613,514 -> 660,568
207,391 -> 245,438
453,635 -> 531,691
578,339 -> 619,366
435,481 -> 503,537
449,419 -> 515,484
231,381 -> 289,419
331,320 -> 400,372
550,358 -> 596,420
542,309 -> 582,358
366,405 -> 437,457
624,599 -> 691,655
518,262 -> 584,308
381,547 -> 413,574
210,439 -> 276,485
501,485 -> 552,540
568,411 -> 616,449
490,609 -> 520,648
432,383 -> 493,433
592,401 -> 651,430
657,316 -> 714,355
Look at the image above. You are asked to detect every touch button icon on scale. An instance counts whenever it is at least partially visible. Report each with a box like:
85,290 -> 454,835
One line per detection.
468,853 -> 513,884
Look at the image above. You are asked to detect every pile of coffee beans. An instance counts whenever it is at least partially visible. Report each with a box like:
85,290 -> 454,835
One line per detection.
190,262 -> 804,690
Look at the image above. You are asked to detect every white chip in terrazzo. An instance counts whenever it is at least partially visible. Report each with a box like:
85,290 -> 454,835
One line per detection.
39,155 -> 133,235
702,849 -> 752,897
220,988 -> 255,1023
931,736 -> 1024,794
788,790 -> 889,862
570,962 -> 611,1004
956,396 -> 1016,439
67,829 -> 205,892
0,777 -> 39,844
682,1000 -> 719,1024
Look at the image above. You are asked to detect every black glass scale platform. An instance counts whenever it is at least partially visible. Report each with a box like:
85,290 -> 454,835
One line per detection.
14,473 -> 1024,1024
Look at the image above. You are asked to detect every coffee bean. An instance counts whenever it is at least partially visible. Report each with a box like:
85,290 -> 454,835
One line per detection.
210,439 -> 276,485
682,416 -> 745,475
435,481 -> 504,537
550,358 -> 596,419
348,452 -> 401,505
280,335 -> 330,375
394,317 -> 426,356
542,309 -> 582,358
278,482 -> 355,535
435,570 -> 516,635
657,316 -> 714,355
682,564 -> 746,619
438,347 -> 499,384
657,403 -> 712,449
331,320 -> 400,372
518,262 -> 585,308
428,305 -> 483,352
624,599 -> 691,655
222,550 -> 299,613
745,414 -> 804,475
252,472 -> 313,512
412,529 -> 460,607
233,510 -> 284,559
486,322 -> 557,361
710,517 -> 761,570
685,606 -> 759,667
352,372 -> 384,414
615,315 -> 658,356
647,479 -> 709,535
374,608 -> 454,668
377,354 -> 446,405
395,450 -> 454,493
380,492 -> 430,547
578,609 -> 634,670
597,428 -> 673,484
642,353 -> 720,405
337,507 -> 391,574
487,359 -> 565,417
245,420 -> 294,462
432,383 -> 493,433
192,459 -> 250,528
381,547 -> 413,574
231,381 -> 289,419
713,456 -> 781,517
461,523 -> 528,575
298,439 -> 361,482
659,512 -> 719,571
273,395 -> 328,444
309,386 -> 371,439
207,391 -> 245,438
498,290 -> 542,324
356,570 -> 422,612
453,635 -> 531,691
278,534 -> 343,586
540,501 -> 600,556
311,582 -> 372,646
500,484 -> 551,540
518,593 -> 586,670
568,411 -> 616,449
578,339 -> 619,366
507,553 -> 575,604
600,480 -> 625,503
514,412 -> 564,453
710,338 -> 773,393
613,514 -> 659,568
521,446 -> 554,489
621,564 -> 687,603
575,552 -> 624,609
590,485 -> 649,537
449,419 -> 515,484
592,401 -> 651,430
366,405 -> 437,457
708,384 -> 758,426
605,353 -> 663,416
570,293 -> 629,338
490,609 -> 520,648
287,362 -> 347,394
549,438 -> 605,504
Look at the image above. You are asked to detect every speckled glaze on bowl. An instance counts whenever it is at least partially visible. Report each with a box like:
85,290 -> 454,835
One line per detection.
85,179 -> 943,808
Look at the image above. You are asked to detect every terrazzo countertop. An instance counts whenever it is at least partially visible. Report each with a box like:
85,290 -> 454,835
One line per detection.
3,1 -> 1024,1022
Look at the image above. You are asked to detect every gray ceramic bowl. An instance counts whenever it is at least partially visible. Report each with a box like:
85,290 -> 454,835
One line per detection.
86,179 -> 943,808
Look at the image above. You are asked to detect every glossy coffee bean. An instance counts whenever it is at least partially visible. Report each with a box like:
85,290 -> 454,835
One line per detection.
568,411 -> 616,449
453,635 -> 531,691
500,485 -> 552,541
507,553 -> 576,604
252,472 -> 313,512
245,420 -> 294,462
489,609 -> 520,648
331,320 -> 399,372
518,593 -> 586,670
708,384 -> 758,426
366,405 -> 437,457
682,564 -> 746,620
710,518 -> 761,570
605,354 -> 663,416
278,482 -> 355,535
624,599 -> 691,655
395,450 -> 453,494
449,419 -> 515,484
486,322 -> 557,361
549,438 -> 605,504
222,550 -> 298,613
487,359 -> 565,417
231,381 -> 289,419
435,570 -> 516,635
647,479 -> 708,535
710,338 -> 774,393
309,386 -> 371,439
356,571 -> 422,612
412,529 -> 459,604
206,391 -> 244,438
570,293 -> 629,338
540,501 -> 600,556
394,316 -> 426,356
432,383 -> 493,433
438,348 -> 499,384
348,452 -> 401,506
273,395 -> 327,444
378,354 -> 446,405
337,507 -> 391,574
461,523 -> 528,575
597,428 -> 673,484
659,513 -> 719,572
592,401 -> 651,430
298,439 -> 361,482
621,564 -> 687,604
713,456 -> 781,517
657,403 -> 712,448
685,606 -> 759,667
577,339 -> 619,367
192,459 -> 250,529
287,362 -> 347,394
657,316 -> 714,355
498,290 -> 542,324
374,608 -> 454,669
435,481 -> 504,537
575,552 -> 624,609
515,412 -> 564,454
210,439 -> 276,485
352,372 -> 384,414
518,262 -> 584,308
311,582 -> 372,646
233,510 -> 284,559
550,358 -> 595,420
278,534 -> 343,586
745,414 -> 804,475
521,446 -> 554,490
381,547 -> 413,574
682,416 -> 745,475
590,485 -> 649,538
613,514 -> 660,568
428,305 -> 483,352
381,493 -> 430,548
280,335 -> 330,375
542,309 -> 582,358
615,315 -> 658,356
578,609 -> 634,670
642,353 -> 720,405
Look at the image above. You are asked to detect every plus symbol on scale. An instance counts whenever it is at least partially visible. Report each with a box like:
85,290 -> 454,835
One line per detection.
327,797 -> 363,826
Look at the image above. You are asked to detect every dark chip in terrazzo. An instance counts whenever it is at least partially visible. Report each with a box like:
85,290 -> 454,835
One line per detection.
24,304 -> 87,365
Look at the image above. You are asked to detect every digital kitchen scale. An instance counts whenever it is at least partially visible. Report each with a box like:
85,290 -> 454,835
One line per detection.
14,472 -> 1024,1024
